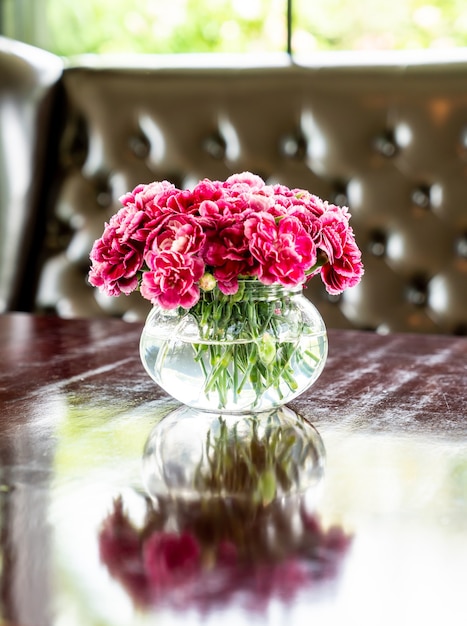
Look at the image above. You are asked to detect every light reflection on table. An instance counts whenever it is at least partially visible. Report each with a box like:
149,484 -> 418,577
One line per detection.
0,314 -> 466,625
47,401 -> 467,626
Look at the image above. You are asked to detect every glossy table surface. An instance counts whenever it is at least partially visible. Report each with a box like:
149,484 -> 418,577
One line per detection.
0,312 -> 466,626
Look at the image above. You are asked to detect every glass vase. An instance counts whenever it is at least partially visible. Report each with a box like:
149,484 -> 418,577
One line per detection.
139,280 -> 328,413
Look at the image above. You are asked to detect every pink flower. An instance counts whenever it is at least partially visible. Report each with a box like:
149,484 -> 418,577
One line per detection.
162,182 -> 223,216
224,171 -> 266,191
120,180 -> 180,216
199,196 -> 251,219
315,204 -> 351,264
321,239 -> 364,294
89,224 -> 143,296
203,218 -> 257,293
293,191 -> 328,217
143,532 -> 201,589
140,250 -> 204,309
144,214 -> 206,258
108,205 -> 152,244
192,178 -> 224,202
213,260 -> 248,294
245,213 -> 316,286
120,180 -> 179,212
165,189 -> 198,214
266,186 -> 323,214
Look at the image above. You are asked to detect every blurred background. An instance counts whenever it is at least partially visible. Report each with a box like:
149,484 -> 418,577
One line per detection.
1,0 -> 466,57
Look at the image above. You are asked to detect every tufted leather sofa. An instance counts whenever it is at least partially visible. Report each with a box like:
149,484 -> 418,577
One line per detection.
2,42 -> 467,333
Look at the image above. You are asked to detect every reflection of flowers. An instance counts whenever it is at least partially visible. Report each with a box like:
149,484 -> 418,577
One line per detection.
99,495 -> 352,611
144,531 -> 200,591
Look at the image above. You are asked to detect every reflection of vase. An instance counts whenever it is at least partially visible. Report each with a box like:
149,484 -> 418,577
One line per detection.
139,280 -> 328,412
142,405 -> 326,504
98,407 -> 354,614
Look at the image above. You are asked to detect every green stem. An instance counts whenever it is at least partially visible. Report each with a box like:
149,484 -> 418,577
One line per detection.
187,284 -> 314,409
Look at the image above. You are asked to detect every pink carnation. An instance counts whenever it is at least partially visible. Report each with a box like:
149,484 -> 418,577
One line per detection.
144,214 -> 206,258
120,180 -> 179,212
316,204 -> 351,264
293,191 -> 328,217
245,214 -> 316,286
192,178 -> 224,202
224,171 -> 266,191
321,239 -> 364,294
165,189 -> 198,214
203,218 -> 257,294
89,224 -> 143,296
140,250 -> 204,309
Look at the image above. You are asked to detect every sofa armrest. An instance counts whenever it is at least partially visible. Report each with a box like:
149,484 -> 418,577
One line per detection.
0,36 -> 63,312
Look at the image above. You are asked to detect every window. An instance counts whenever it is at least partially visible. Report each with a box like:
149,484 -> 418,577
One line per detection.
1,0 -> 466,56
1,0 -> 49,49
293,0 -> 467,52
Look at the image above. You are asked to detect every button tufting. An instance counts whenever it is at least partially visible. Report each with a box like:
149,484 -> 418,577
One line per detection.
94,177 -> 112,208
202,132 -> 227,160
459,128 -> 467,151
368,230 -> 387,257
406,275 -> 429,307
373,130 -> 398,158
128,134 -> 150,159
96,191 -> 111,208
66,115 -> 88,168
411,185 -> 431,209
331,182 -> 349,207
279,132 -> 307,160
456,233 -> 467,258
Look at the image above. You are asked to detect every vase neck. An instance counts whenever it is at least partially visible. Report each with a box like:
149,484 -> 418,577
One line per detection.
233,280 -> 302,302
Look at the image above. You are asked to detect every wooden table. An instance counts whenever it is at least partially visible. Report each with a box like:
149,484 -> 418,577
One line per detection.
0,312 -> 466,626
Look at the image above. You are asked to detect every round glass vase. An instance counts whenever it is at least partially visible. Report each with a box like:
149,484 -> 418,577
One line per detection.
139,280 -> 328,413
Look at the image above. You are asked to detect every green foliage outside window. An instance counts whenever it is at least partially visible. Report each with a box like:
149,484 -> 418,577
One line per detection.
293,0 -> 467,51
45,0 -> 287,56
4,0 -> 467,56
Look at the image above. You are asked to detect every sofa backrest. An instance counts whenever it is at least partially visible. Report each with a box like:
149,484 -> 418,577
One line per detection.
15,51 -> 467,333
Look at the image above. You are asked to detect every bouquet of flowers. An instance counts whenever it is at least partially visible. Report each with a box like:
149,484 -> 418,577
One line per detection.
89,171 -> 363,306
89,172 -> 363,410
